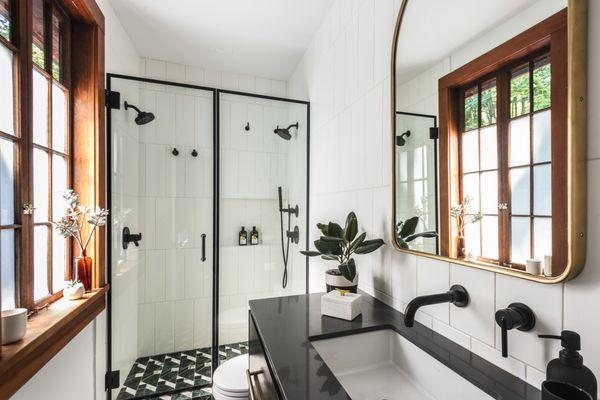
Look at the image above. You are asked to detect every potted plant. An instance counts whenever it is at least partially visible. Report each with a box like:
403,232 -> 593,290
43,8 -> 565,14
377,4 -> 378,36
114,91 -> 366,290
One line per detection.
301,211 -> 385,293
450,196 -> 482,258
54,190 -> 109,294
396,216 -> 438,250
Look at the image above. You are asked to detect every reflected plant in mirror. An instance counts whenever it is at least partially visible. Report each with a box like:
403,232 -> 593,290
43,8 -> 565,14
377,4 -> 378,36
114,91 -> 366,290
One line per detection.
391,0 -> 587,282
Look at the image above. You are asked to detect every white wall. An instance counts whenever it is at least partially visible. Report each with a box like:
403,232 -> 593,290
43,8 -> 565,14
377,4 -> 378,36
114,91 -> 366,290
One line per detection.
289,0 -> 600,390
11,1 -> 140,399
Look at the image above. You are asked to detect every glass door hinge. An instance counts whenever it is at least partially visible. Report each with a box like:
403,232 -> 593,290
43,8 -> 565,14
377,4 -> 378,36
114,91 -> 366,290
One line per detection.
105,370 -> 120,390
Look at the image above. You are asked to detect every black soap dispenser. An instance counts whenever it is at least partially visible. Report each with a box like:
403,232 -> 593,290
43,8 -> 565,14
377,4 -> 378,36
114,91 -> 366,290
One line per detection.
539,331 -> 597,399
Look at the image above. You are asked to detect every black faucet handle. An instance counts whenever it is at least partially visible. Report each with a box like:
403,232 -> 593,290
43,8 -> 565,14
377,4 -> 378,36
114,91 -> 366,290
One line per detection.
495,303 -> 536,358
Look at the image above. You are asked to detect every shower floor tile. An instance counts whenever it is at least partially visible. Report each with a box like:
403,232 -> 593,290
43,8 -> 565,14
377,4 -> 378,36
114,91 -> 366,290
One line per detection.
117,342 -> 249,400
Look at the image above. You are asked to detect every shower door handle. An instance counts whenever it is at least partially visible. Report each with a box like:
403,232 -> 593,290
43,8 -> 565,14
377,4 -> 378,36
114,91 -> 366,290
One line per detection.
201,234 -> 206,262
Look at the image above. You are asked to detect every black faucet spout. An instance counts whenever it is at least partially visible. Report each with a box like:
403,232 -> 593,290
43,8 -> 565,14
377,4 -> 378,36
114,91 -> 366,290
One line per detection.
404,285 -> 469,327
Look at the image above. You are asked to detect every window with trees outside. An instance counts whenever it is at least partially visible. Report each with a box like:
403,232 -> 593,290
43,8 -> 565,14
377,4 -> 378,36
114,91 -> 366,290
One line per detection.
1,0 -> 71,311
459,52 -> 555,268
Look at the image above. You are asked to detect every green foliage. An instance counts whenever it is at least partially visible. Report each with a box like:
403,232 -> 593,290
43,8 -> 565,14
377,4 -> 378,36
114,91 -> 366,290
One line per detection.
396,216 -> 438,250
32,43 -> 45,69
481,85 -> 497,126
301,211 -> 385,282
464,92 -> 478,131
511,69 -> 531,118
533,62 -> 551,111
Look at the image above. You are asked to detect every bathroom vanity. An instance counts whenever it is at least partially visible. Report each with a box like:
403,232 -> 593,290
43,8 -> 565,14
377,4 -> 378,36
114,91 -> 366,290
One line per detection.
248,293 -> 541,400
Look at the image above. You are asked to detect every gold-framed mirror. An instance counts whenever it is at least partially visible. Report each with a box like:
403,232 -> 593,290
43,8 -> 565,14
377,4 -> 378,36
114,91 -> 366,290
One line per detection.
391,0 -> 587,283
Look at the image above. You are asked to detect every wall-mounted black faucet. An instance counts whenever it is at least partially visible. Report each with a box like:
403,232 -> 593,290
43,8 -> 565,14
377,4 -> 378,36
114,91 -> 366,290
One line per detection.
404,285 -> 469,327
495,303 -> 536,358
122,227 -> 142,249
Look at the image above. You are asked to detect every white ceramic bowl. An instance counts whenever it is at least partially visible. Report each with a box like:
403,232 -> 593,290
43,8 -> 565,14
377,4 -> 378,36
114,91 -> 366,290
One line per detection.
1,308 -> 28,344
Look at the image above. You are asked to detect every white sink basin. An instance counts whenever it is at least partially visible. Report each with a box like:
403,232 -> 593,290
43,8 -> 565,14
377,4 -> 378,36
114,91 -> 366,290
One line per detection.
311,329 -> 493,400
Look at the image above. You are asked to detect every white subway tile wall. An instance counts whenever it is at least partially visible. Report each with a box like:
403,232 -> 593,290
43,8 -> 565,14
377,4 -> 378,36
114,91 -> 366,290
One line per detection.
288,0 -> 600,387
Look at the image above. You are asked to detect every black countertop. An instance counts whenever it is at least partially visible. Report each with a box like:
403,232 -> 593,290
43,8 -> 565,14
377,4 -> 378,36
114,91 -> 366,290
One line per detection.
249,292 -> 542,400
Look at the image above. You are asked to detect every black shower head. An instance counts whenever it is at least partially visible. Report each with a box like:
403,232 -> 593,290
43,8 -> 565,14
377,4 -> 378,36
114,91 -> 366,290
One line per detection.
274,122 -> 299,141
396,130 -> 411,146
124,101 -> 155,125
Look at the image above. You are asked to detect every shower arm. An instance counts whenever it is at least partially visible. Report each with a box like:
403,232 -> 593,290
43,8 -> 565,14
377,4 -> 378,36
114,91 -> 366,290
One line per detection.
124,101 -> 141,113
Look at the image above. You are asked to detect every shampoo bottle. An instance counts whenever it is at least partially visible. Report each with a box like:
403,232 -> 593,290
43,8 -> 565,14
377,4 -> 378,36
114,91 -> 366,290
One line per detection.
239,226 -> 248,246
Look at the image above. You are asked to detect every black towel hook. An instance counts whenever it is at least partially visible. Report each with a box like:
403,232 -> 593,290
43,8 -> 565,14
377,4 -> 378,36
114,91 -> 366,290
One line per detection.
191,149 -> 198,157
245,122 -> 250,131
172,148 -> 179,156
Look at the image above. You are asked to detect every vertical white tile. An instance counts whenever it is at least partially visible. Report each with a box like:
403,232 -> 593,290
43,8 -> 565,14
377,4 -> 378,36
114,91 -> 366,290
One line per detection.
450,264 -> 495,346
471,338 -> 526,379
220,247 -> 239,295
138,303 -> 155,357
344,16 -> 359,105
165,249 -> 185,300
255,77 -> 271,95
139,198 -> 157,249
254,245 -> 271,292
246,104 -> 264,152
373,0 -> 394,83
174,299 -> 194,351
391,252 -> 417,303
185,65 -> 204,85
416,257 -> 450,323
166,144 -> 186,197
155,197 -> 174,249
166,62 -> 186,83
270,80 -> 287,97
204,69 -> 222,87
145,250 -> 165,302
145,144 -> 167,196
238,246 -> 255,294
174,198 -> 195,248
239,74 -> 256,92
357,0 -> 374,94
138,250 -> 146,303
195,96 -> 213,148
221,72 -> 240,90
184,248 -> 204,299
230,101 -> 248,151
175,94 -> 195,146
145,59 -> 166,80
154,302 -> 175,354
155,92 -> 176,145
194,298 -> 212,349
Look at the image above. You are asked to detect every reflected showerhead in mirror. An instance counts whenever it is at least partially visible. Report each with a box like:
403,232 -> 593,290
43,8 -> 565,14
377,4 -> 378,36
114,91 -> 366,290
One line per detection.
396,130 -> 411,146
124,101 -> 155,125
274,122 -> 299,141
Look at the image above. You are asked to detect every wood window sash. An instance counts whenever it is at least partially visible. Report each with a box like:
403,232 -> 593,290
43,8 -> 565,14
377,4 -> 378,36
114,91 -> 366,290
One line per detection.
439,9 -> 567,272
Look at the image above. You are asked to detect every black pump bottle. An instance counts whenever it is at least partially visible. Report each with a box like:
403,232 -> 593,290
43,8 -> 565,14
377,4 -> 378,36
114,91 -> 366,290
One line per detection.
539,331 -> 597,399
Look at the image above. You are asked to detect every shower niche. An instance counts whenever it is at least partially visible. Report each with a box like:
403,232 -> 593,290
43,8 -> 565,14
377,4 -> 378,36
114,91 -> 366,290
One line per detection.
107,76 -> 309,400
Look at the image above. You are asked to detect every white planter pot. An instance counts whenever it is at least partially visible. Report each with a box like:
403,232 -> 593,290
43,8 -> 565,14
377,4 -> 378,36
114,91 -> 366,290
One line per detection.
1,308 -> 27,344
325,269 -> 359,293
64,281 -> 85,300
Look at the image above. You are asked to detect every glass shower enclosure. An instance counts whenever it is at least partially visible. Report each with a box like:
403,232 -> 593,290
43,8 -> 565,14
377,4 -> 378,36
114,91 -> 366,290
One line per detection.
107,75 -> 308,399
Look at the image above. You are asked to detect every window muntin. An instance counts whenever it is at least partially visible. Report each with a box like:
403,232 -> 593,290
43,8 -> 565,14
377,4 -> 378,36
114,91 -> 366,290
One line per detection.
460,55 -> 552,267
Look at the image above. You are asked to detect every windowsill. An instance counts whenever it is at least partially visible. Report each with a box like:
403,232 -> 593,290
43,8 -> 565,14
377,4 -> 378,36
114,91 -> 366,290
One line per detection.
0,286 -> 108,399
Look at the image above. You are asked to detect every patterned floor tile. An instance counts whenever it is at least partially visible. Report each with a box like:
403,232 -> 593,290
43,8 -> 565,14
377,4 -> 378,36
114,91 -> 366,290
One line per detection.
117,342 -> 247,400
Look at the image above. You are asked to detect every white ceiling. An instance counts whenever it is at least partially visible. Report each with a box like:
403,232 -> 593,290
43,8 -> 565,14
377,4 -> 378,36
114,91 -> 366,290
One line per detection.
108,0 -> 334,80
396,0 -> 544,83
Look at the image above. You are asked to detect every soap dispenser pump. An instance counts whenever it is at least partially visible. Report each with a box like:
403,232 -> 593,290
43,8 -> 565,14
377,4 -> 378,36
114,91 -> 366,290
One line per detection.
539,331 -> 597,400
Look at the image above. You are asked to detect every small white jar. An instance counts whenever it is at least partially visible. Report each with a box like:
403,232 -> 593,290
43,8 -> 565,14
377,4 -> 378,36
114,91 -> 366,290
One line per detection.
1,308 -> 27,345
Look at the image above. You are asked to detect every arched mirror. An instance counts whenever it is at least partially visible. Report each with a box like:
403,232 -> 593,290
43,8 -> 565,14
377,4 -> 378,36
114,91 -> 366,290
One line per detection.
391,0 -> 587,282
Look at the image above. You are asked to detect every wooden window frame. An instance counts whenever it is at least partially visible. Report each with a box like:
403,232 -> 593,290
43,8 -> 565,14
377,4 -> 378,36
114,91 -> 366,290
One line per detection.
0,0 -> 105,397
439,9 -> 568,275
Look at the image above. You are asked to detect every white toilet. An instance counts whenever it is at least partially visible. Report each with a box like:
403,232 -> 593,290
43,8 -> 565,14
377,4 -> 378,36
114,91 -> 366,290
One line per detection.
212,354 -> 249,400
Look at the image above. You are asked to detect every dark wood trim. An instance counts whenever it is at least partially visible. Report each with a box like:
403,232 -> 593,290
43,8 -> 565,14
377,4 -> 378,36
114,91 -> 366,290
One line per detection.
0,288 -> 107,399
439,10 -> 567,269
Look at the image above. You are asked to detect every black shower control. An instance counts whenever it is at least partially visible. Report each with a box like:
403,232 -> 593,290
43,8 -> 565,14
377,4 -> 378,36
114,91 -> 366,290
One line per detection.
287,226 -> 300,244
123,227 -> 142,249
172,148 -> 179,156
191,149 -> 198,157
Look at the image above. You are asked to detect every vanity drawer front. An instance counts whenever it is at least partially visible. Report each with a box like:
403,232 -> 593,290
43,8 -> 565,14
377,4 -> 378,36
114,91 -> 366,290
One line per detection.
248,311 -> 280,400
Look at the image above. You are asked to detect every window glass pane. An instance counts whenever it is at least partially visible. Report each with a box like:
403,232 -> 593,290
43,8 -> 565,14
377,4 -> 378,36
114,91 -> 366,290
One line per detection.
0,137 -> 14,225
0,44 -> 14,135
34,225 -> 49,300
481,80 -> 497,126
464,220 -> 480,257
52,229 -> 66,292
33,148 -> 49,222
511,65 -> 530,118
52,83 -> 67,152
511,217 -> 531,264
52,154 -> 67,219
533,109 -> 551,163
33,69 -> 49,146
509,116 -> 530,167
462,130 -> 479,173
51,12 -> 63,81
398,151 -> 407,181
32,0 -> 45,70
481,216 -> 498,260
479,125 -> 497,170
534,217 -> 552,261
0,0 -> 10,41
462,173 -> 480,211
534,164 -> 551,215
510,167 -> 530,215
480,171 -> 498,214
1,229 -> 16,310
464,86 -> 478,131
413,180 -> 424,210
533,58 -> 551,111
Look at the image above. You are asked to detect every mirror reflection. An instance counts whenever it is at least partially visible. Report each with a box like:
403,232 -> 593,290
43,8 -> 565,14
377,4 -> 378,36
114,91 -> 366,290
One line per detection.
393,0 -> 568,277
